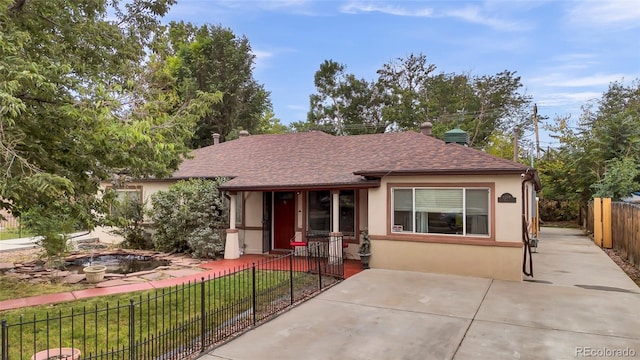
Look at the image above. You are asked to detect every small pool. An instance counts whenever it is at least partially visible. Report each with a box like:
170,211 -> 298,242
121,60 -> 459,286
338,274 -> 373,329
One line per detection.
65,255 -> 171,275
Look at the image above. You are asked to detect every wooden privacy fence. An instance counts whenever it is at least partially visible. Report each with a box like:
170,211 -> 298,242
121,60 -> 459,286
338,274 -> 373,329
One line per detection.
592,198 -> 612,249
0,210 -> 19,231
589,198 -> 640,271
611,202 -> 640,270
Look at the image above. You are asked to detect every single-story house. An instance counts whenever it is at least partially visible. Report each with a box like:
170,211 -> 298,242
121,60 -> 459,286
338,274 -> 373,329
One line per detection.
93,123 -> 541,281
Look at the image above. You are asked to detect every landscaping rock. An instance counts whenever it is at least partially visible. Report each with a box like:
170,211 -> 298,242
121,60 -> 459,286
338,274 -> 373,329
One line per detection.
162,269 -> 202,278
104,273 -> 124,278
7,273 -> 30,280
64,274 -> 86,284
29,278 -> 49,284
127,270 -> 155,277
0,263 -> 14,271
140,272 -> 162,280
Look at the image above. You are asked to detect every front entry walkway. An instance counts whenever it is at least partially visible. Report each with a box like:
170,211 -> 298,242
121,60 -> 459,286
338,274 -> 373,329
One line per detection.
200,227 -> 640,360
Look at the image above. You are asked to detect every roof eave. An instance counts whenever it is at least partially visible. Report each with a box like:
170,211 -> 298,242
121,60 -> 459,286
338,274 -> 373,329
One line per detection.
219,180 -> 381,192
353,168 -> 529,177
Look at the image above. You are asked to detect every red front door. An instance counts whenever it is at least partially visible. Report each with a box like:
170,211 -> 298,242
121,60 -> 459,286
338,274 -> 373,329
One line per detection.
273,192 -> 296,249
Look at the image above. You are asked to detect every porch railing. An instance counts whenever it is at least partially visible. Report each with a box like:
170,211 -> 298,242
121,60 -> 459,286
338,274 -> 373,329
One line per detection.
1,245 -> 344,360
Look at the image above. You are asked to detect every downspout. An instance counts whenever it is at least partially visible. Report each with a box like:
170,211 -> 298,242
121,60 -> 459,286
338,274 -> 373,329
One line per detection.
521,169 -> 534,277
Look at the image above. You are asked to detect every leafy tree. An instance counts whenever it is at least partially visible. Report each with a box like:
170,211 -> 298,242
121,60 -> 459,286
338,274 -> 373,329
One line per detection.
540,80 -> 640,219
158,22 -> 272,146
464,71 -> 532,147
0,0 -> 218,256
591,157 -> 640,200
307,60 -> 388,135
303,53 -> 531,147
484,132 -> 516,161
256,111 -> 290,134
377,53 -> 437,131
150,179 -> 228,258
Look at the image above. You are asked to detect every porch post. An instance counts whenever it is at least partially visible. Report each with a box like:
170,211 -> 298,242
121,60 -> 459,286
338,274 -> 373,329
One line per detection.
329,190 -> 343,264
225,192 -> 240,259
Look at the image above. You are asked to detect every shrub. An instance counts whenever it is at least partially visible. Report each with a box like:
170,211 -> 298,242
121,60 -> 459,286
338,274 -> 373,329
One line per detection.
150,179 -> 228,258
107,194 -> 153,250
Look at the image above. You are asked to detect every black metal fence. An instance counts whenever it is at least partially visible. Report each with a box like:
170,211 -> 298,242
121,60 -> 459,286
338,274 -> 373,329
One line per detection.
1,240 -> 345,360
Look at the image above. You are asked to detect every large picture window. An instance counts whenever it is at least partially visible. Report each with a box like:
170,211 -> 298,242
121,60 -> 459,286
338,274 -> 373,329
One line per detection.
392,187 -> 489,236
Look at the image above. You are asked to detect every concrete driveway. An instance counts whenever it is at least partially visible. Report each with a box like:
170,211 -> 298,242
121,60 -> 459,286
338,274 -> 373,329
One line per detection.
200,227 -> 640,360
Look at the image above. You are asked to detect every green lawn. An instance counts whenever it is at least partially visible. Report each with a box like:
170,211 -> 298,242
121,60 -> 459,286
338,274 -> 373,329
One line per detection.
0,227 -> 34,240
0,269 -> 326,360
0,276 -> 87,301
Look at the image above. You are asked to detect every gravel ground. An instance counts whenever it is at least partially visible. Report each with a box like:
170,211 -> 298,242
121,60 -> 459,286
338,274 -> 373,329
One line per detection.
604,248 -> 640,287
0,247 -> 45,264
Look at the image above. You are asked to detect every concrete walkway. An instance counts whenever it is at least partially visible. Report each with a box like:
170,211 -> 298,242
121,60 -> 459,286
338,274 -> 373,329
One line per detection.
0,232 -> 98,252
0,236 -> 41,252
199,227 -> 640,360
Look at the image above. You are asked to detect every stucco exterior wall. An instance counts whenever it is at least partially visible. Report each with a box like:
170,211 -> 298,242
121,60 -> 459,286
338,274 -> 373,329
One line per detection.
90,181 -> 174,244
371,239 -> 523,281
366,174 -> 525,281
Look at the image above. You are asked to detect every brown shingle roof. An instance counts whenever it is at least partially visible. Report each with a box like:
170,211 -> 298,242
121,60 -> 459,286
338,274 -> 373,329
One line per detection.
172,131 -> 533,190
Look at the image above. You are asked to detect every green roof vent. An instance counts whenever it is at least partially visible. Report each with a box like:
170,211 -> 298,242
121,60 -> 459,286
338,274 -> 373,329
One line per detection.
444,128 -> 469,146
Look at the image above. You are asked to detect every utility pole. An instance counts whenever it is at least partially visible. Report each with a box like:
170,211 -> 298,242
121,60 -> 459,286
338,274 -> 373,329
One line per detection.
533,103 -> 540,158
513,127 -> 518,162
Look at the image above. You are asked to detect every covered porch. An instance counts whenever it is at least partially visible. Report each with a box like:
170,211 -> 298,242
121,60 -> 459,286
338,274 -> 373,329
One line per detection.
222,187 -> 372,261
200,254 -> 365,279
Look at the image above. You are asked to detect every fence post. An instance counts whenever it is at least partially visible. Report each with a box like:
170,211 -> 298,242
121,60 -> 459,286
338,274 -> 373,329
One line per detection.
594,198 -> 603,246
128,299 -> 135,360
252,263 -> 257,326
602,198 -> 612,249
317,247 -> 322,290
289,253 -> 294,305
200,277 -> 206,353
1,319 -> 7,360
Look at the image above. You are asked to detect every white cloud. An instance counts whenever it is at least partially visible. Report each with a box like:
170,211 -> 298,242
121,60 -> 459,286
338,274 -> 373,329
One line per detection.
536,91 -> 602,107
252,50 -> 274,60
252,47 -> 297,71
340,1 -> 433,17
532,73 -> 629,88
341,1 -> 528,31
251,50 -> 275,70
444,6 -> 526,31
173,0 -> 318,16
568,0 -> 640,29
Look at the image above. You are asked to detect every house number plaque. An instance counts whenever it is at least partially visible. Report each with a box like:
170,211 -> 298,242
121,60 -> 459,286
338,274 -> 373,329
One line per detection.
498,193 -> 516,203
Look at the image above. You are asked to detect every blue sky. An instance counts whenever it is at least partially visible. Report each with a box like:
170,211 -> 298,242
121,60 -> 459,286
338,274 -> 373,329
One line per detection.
165,0 -> 640,148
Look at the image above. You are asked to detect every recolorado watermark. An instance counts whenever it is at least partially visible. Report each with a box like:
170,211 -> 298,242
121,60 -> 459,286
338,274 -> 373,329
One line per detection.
576,347 -> 636,357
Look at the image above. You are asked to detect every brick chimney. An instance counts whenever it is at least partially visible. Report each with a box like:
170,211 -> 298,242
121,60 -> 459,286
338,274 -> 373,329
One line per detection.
212,133 -> 220,145
239,130 -> 250,138
420,122 -> 433,136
